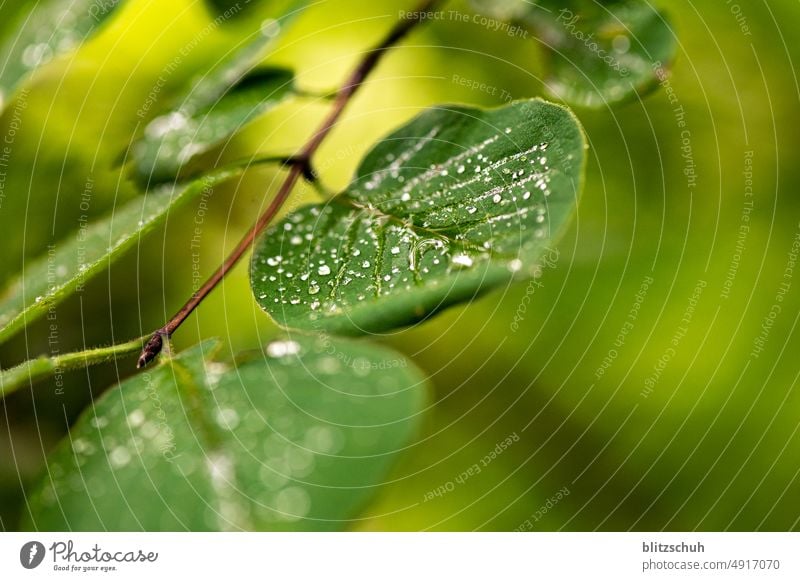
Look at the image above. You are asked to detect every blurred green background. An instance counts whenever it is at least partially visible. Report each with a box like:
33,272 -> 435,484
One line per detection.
1,0 -> 799,530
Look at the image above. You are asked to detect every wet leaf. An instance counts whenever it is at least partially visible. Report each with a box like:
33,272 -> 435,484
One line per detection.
0,170 -> 238,346
0,337 -> 144,398
251,99 -> 586,335
131,65 -> 295,184
25,337 -> 428,531
129,7 -> 304,185
0,0 -> 123,109
472,0 -> 676,107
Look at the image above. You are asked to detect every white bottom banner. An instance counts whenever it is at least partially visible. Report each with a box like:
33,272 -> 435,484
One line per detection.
0,533 -> 797,579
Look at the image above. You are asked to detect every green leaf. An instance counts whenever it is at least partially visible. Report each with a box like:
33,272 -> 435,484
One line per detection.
472,0 -> 676,107
130,0 -> 311,186
0,0 -> 123,109
25,336 -> 428,531
0,336 -> 145,399
0,170 -> 238,346
251,99 -> 586,335
131,65 -> 294,184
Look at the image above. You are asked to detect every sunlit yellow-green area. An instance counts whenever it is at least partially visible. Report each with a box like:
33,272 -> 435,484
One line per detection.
1,0 -> 799,531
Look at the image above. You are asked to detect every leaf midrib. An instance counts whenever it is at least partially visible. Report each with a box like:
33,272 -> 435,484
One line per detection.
328,195 -> 515,259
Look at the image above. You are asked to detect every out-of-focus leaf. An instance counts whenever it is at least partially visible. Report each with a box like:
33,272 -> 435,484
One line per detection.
25,336 -> 428,531
0,0 -> 123,109
251,99 -> 586,335
0,170 -> 239,346
130,0 -> 313,185
131,66 -> 294,184
472,0 -> 676,107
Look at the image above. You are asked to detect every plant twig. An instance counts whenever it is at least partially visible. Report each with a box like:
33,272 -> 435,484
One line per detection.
1,336 -> 146,398
138,0 -> 443,368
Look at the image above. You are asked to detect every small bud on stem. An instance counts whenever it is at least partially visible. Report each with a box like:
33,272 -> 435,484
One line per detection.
137,332 -> 164,369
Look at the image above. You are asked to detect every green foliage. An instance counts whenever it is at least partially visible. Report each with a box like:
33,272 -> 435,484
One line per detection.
251,99 -> 585,334
0,0 -> 698,533
24,337 -> 428,531
472,0 -> 676,107
0,171 -> 238,346
130,34 -> 295,184
0,337 -> 144,398
0,0 -> 123,108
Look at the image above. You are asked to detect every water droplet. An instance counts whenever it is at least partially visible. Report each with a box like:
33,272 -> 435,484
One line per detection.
178,143 -> 203,164
127,410 -> 145,428
90,416 -> 108,429
266,341 -> 301,358
451,254 -> 474,268
274,487 -> 311,520
22,43 -> 53,68
215,408 -> 240,431
261,18 -> 281,38
612,34 -> 631,53
145,111 -> 188,139
73,439 -> 94,455
109,446 -> 131,468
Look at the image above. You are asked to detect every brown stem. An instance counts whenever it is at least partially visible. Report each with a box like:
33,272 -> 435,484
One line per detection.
138,0 -> 443,368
